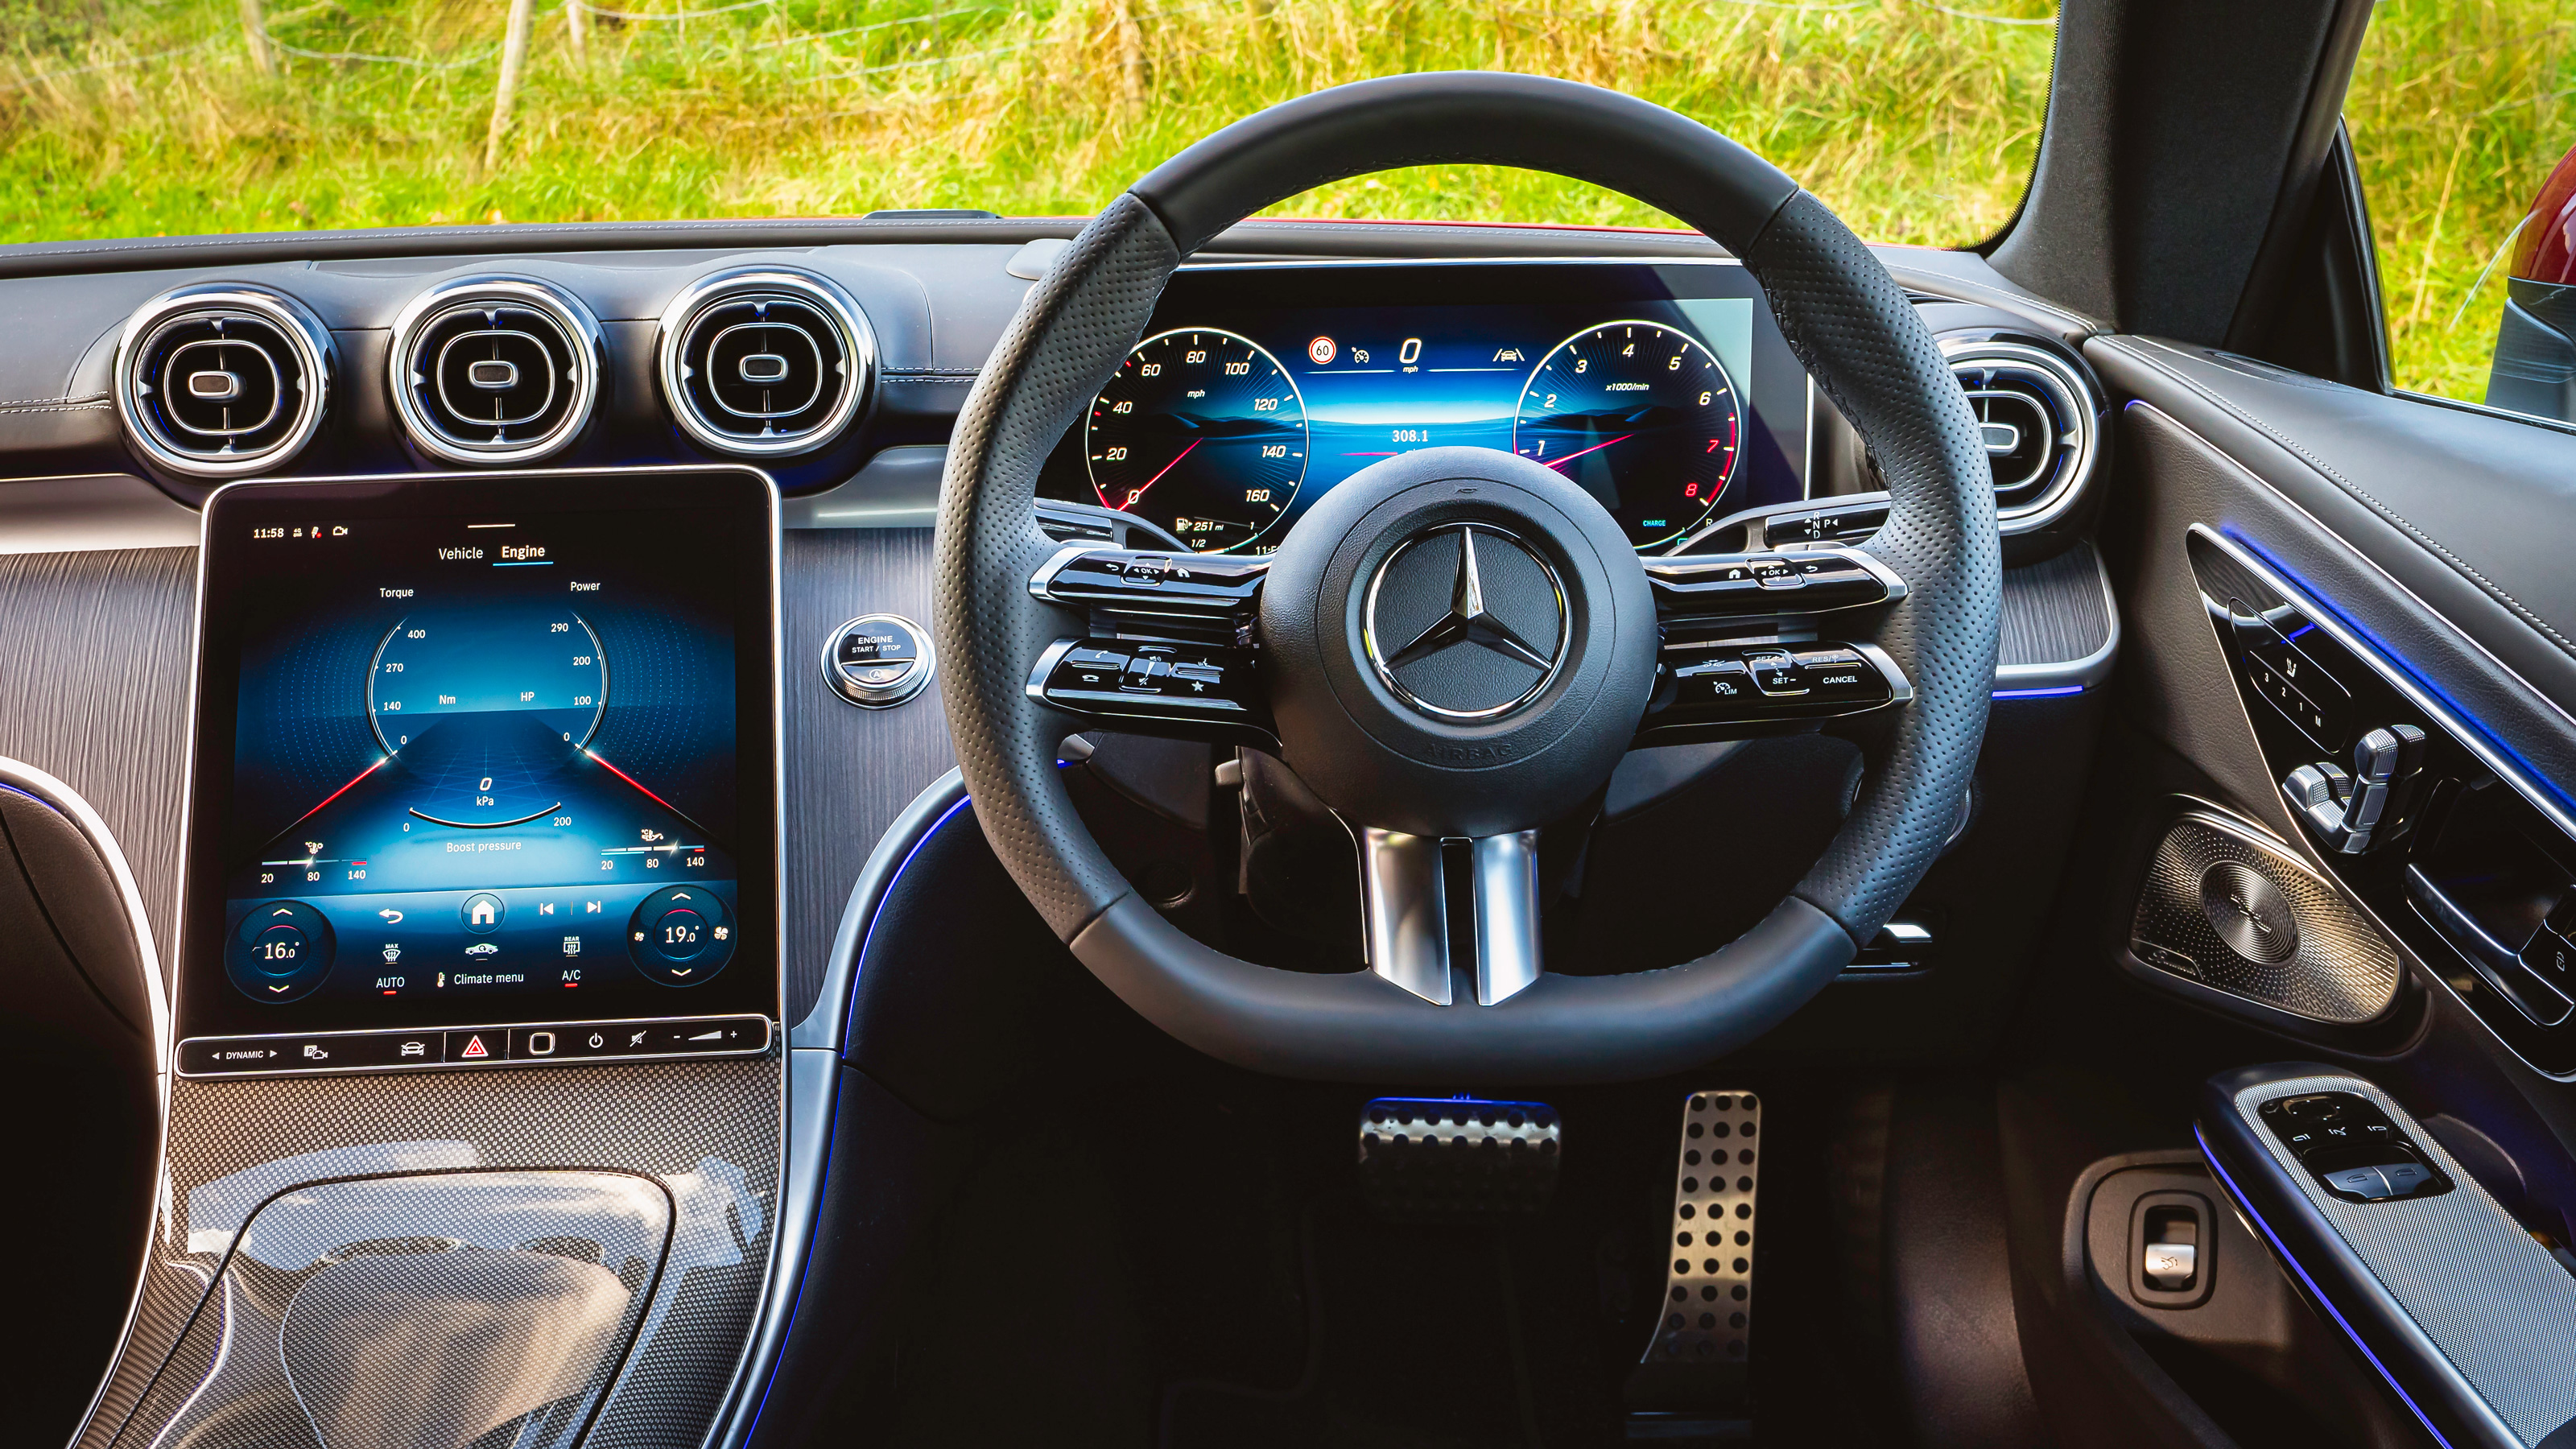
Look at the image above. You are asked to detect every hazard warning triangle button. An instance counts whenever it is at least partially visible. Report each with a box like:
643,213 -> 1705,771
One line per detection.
445,1031 -> 493,1060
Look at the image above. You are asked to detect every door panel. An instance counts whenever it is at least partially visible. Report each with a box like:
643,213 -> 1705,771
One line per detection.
2085,327 -> 2576,1447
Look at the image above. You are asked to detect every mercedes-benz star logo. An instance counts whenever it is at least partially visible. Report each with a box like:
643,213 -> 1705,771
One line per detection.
1363,523 -> 1568,720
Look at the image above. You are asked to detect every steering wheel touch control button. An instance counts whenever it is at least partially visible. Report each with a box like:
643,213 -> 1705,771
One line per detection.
1642,547 -> 1905,615
824,613 -> 935,708
627,885 -> 736,985
225,899 -> 336,1003
1033,638 -> 1264,729
1657,642 -> 1909,729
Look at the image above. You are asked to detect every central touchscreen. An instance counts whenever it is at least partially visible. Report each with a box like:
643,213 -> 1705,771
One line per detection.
178,469 -> 779,1069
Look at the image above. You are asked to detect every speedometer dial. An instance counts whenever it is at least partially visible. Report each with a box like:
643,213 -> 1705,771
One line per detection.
1085,328 -> 1308,553
1513,320 -> 1745,550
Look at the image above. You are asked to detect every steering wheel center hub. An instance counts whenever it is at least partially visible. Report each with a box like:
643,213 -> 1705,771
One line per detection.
1258,446 -> 1659,838
1362,522 -> 1570,721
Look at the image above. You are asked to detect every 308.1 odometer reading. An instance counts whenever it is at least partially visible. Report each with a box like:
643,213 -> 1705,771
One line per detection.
1513,320 -> 1745,550
1085,328 -> 1309,553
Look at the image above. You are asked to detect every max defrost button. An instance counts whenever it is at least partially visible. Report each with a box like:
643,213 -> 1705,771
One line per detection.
627,885 -> 737,985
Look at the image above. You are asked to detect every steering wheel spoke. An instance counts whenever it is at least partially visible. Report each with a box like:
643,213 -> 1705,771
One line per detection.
1356,824 -> 1544,1007
1024,545 -> 1278,745
1636,545 -> 1915,745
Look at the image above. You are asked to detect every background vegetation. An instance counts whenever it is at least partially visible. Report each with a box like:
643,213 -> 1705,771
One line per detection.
2348,2 -> 2574,402
0,0 -> 2567,404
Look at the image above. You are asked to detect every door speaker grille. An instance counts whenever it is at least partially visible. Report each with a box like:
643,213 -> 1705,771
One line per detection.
2131,807 -> 2401,1024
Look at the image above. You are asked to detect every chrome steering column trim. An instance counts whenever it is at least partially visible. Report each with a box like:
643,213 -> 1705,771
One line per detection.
1472,831 -> 1542,1005
1355,824 -> 1451,1005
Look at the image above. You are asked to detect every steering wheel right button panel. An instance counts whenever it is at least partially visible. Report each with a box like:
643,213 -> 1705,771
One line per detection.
627,884 -> 737,986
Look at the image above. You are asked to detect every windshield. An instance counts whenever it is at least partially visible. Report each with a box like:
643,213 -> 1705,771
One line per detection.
2,0 -> 2056,246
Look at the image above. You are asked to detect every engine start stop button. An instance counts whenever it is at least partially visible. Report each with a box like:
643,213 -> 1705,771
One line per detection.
824,613 -> 935,708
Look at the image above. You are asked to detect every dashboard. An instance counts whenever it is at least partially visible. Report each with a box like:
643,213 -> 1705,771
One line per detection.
1035,261 -> 1811,554
0,222 -> 2112,1040
0,220 -> 2119,1449
173,467 -> 781,1073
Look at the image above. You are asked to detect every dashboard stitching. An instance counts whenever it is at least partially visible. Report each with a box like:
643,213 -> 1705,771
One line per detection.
0,396 -> 111,412
2106,336 -> 2576,661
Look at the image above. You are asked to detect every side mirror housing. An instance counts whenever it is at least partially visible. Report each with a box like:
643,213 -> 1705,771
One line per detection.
2488,142 -> 2576,423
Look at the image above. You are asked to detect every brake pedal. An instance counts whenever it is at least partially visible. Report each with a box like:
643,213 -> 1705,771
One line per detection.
1645,1090 -> 1761,1367
1356,1096 -> 1561,1219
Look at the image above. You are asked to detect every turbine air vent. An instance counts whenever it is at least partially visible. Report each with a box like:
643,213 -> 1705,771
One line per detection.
116,286 -> 331,478
658,268 -> 873,457
1942,337 -> 2101,520
390,278 -> 601,465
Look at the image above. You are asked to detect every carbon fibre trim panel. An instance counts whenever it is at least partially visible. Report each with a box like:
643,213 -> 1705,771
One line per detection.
79,1058 -> 780,1449
2228,1073 -> 2576,1445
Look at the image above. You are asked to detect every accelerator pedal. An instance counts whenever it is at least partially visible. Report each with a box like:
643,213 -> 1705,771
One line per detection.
1626,1090 -> 1762,1440
1356,1096 -> 1561,1220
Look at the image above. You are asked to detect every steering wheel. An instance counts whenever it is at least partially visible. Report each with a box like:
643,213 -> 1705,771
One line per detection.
935,72 -> 1998,1083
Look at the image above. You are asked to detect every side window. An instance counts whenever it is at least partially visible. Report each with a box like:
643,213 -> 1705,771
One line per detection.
2347,5 -> 2576,424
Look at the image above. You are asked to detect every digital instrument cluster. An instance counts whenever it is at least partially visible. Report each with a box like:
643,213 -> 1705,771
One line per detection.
1040,261 -> 1812,553
178,469 -> 780,1071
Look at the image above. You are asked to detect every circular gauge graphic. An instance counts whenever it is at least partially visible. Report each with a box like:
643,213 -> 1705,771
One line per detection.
1513,320 -> 1746,550
366,605 -> 608,828
1085,328 -> 1308,553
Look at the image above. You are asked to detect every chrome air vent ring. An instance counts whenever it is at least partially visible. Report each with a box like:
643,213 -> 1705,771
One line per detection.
114,284 -> 332,478
1940,336 -> 2100,530
656,266 -> 874,456
389,277 -> 603,466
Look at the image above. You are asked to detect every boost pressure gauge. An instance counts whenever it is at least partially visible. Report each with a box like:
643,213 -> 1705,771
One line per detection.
367,605 -> 609,828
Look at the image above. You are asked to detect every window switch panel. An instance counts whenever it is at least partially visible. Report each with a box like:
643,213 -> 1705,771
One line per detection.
2257,1091 -> 2454,1203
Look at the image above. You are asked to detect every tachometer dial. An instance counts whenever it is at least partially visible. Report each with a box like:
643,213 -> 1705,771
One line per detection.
1513,320 -> 1745,550
1085,328 -> 1307,553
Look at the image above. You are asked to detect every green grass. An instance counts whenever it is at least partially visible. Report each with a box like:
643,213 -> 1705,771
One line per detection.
2,0 -> 2567,406
0,0 -> 2055,239
2349,0 -> 2576,403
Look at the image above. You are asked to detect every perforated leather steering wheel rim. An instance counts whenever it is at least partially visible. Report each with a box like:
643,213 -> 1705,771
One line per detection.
934,72 -> 1999,1084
